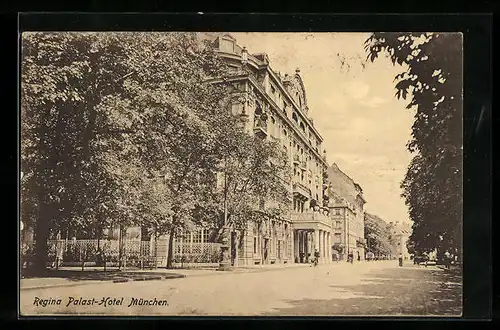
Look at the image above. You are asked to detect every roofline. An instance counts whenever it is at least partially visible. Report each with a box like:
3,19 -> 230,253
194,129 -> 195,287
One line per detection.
215,36 -> 325,144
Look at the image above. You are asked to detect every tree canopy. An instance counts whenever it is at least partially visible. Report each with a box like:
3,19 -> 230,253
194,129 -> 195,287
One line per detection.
20,32 -> 290,272
365,33 -> 463,258
364,213 -> 392,256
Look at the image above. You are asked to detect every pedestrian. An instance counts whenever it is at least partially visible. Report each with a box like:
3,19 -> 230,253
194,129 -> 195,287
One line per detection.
444,251 -> 451,269
398,253 -> 403,267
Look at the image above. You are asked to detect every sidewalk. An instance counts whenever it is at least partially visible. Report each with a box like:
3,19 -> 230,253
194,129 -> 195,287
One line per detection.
22,260 -> 400,290
20,262 -> 317,291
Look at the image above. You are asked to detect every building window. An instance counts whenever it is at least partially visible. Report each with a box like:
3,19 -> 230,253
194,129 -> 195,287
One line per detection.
336,209 -> 341,215
254,237 -> 257,254
334,233 -> 342,243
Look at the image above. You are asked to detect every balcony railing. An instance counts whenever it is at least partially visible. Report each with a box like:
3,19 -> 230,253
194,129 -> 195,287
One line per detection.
291,210 -> 331,227
292,182 -> 311,198
253,117 -> 268,138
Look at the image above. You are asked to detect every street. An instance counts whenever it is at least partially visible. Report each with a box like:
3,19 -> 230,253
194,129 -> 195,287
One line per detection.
20,261 -> 462,317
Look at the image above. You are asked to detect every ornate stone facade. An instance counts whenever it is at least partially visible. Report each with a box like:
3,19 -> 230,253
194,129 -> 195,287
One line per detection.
209,34 -> 333,266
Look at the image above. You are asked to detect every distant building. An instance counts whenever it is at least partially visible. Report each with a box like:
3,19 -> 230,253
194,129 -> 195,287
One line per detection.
364,212 -> 392,258
326,163 -> 366,261
387,221 -> 411,260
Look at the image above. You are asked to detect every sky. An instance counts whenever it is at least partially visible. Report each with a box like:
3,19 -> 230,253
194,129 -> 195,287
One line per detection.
231,32 -> 415,224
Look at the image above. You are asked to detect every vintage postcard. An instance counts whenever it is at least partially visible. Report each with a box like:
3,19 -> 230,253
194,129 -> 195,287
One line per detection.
19,31 -> 463,317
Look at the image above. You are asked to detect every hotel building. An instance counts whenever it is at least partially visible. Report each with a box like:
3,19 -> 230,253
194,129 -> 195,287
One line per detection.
200,33 -> 333,266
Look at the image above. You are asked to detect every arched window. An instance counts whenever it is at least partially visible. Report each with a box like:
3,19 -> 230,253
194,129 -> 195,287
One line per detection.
300,122 -> 305,132
292,112 -> 298,123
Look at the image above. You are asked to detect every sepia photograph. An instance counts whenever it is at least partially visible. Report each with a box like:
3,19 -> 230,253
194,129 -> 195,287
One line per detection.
19,31 -> 463,317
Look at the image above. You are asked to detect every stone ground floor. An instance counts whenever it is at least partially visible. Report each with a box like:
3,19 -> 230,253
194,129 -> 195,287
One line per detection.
158,215 -> 336,267
20,262 -> 462,316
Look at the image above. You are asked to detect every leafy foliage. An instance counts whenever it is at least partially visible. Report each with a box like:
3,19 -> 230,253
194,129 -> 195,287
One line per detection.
21,32 -> 291,271
365,33 -> 463,257
199,130 -> 292,241
364,213 -> 392,256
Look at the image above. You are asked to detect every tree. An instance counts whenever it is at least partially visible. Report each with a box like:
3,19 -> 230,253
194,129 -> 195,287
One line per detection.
20,32 -> 237,272
365,33 -> 463,258
106,32 -> 245,268
207,132 -> 292,245
364,213 -> 392,257
21,32 -> 134,274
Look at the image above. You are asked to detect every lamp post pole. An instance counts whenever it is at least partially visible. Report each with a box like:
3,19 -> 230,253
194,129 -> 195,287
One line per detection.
218,159 -> 232,271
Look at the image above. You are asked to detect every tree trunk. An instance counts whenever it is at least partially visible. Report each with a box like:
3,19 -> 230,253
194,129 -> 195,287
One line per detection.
118,224 -> 123,270
33,201 -> 51,276
166,227 -> 175,269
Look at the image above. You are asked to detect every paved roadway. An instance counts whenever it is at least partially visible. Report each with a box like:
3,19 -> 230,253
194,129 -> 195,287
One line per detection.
20,261 -> 462,317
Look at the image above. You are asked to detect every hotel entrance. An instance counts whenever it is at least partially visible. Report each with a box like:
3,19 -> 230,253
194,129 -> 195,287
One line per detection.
294,229 -> 314,263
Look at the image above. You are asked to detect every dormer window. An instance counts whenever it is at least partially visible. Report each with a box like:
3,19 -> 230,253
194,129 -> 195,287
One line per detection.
220,37 -> 235,53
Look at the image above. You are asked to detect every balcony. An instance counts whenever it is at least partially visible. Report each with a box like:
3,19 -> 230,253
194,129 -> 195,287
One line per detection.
253,116 -> 268,138
356,238 -> 367,248
300,160 -> 307,171
292,182 -> 311,199
291,210 -> 331,229
293,154 -> 300,165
